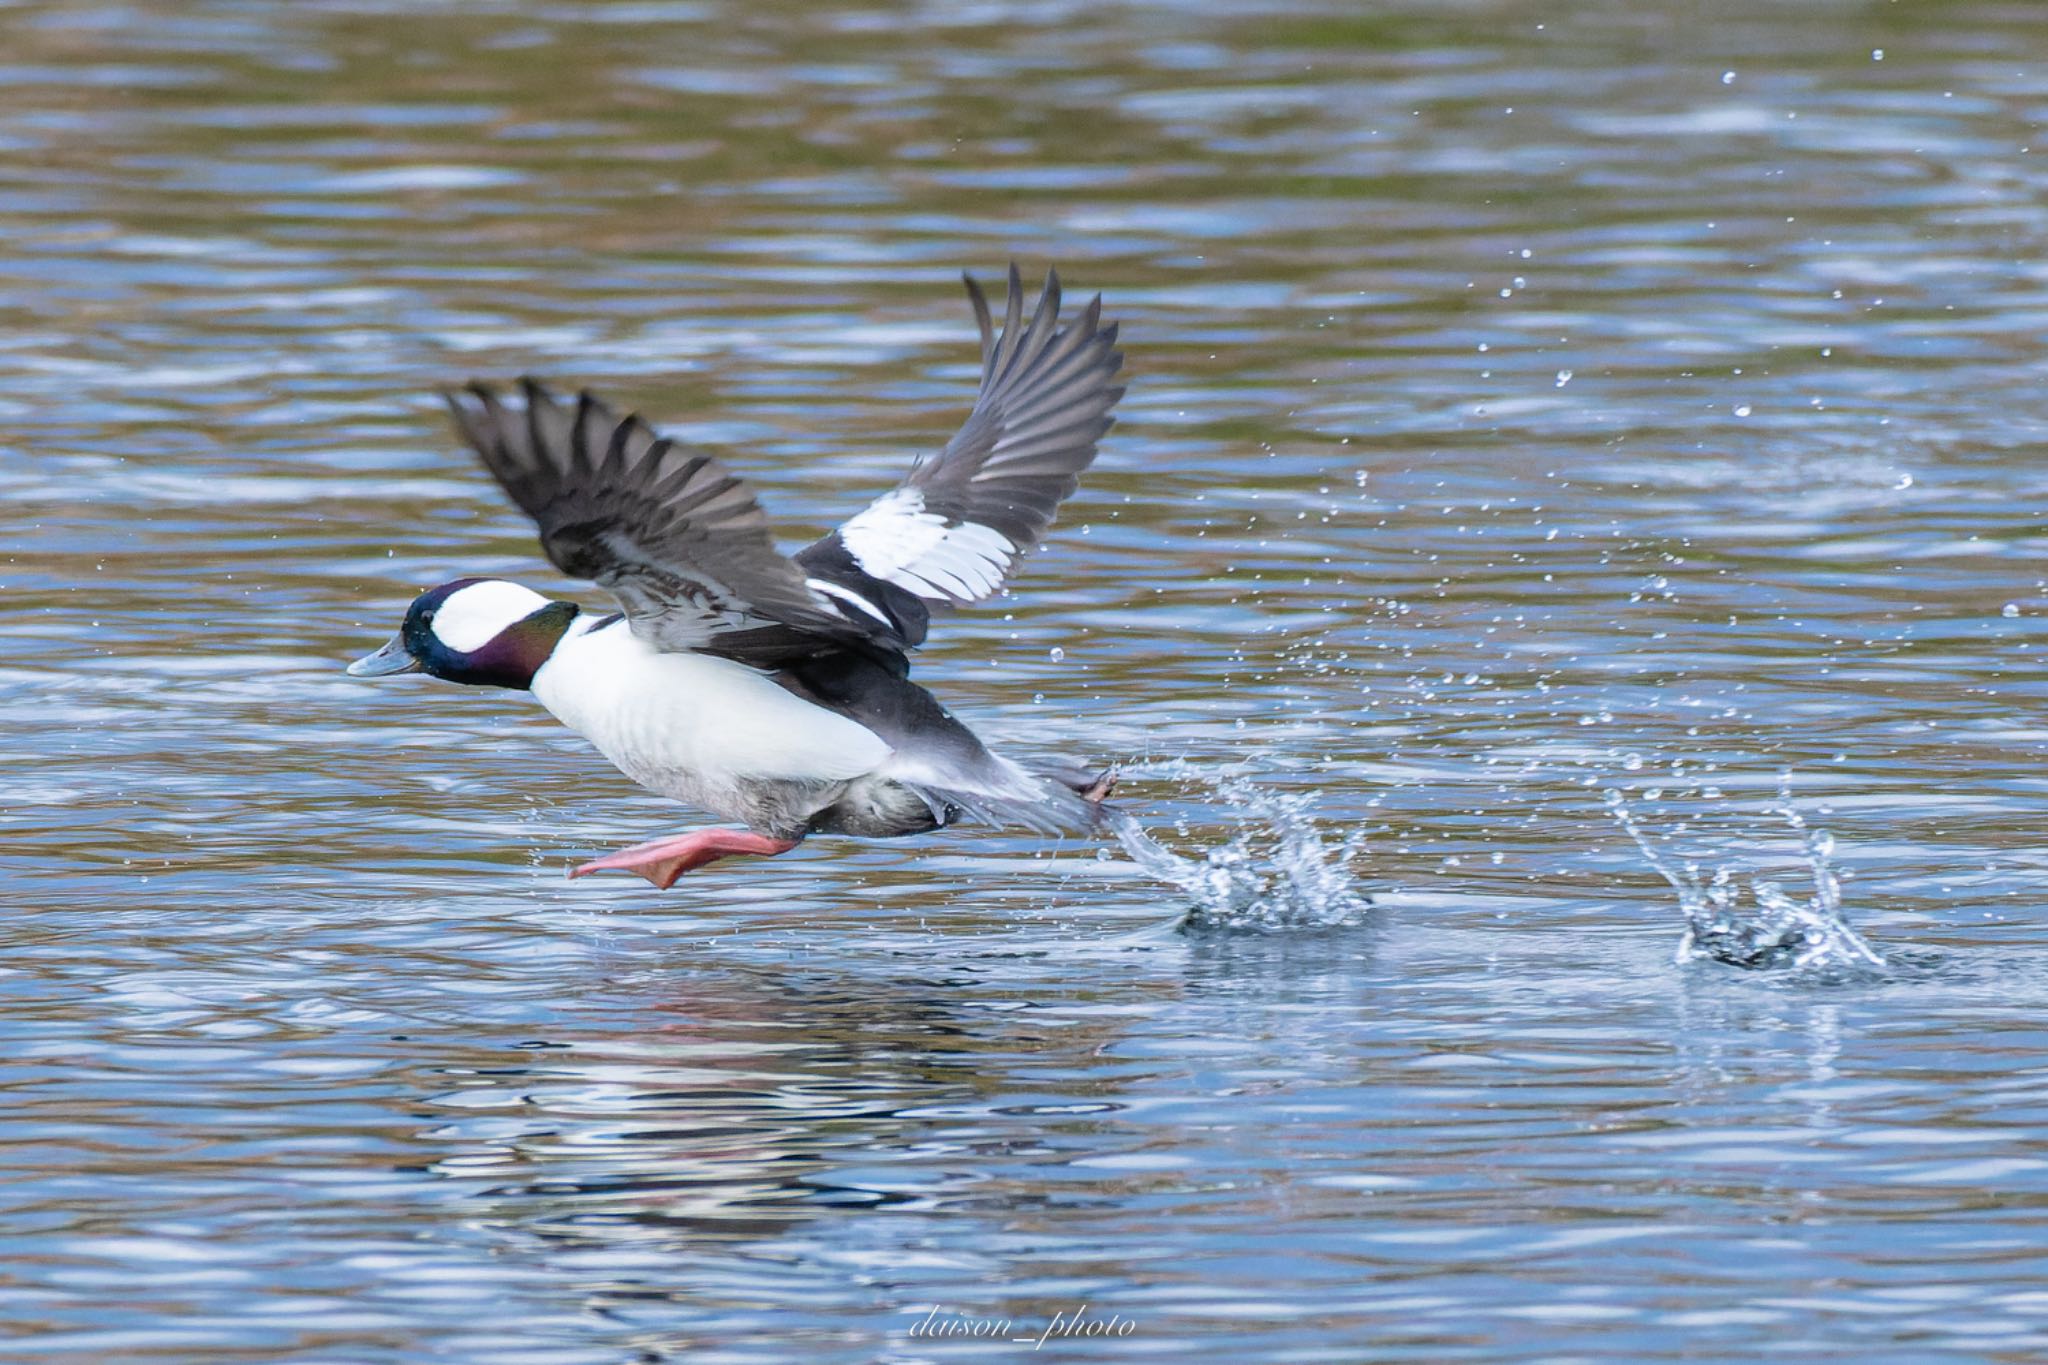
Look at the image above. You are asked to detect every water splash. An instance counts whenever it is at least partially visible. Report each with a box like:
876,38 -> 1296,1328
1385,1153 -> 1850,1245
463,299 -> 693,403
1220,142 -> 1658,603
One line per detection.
1606,776 -> 1885,973
1106,767 -> 1371,932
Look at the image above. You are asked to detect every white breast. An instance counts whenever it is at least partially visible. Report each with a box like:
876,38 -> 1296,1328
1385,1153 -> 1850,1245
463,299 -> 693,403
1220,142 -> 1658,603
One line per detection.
530,620 -> 891,808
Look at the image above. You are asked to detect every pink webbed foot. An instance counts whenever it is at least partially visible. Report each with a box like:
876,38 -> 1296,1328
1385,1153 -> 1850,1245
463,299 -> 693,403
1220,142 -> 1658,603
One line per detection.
569,828 -> 800,890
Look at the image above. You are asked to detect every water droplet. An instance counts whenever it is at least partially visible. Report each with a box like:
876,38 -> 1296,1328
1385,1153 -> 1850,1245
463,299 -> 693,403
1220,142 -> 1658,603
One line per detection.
1893,473 -> 1913,490
1871,48 -> 1884,61
1048,646 -> 1065,662
1555,368 -> 1573,387
2003,602 -> 2021,618
1623,753 -> 1644,771
1721,70 -> 1736,84
1733,403 -> 1752,417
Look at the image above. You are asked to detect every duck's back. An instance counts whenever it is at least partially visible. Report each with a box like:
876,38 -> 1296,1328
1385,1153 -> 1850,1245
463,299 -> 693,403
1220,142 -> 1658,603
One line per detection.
776,650 -> 1096,837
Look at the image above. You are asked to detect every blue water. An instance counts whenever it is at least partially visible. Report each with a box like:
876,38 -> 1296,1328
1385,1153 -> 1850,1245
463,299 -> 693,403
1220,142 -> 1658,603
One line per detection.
6,0 -> 2048,1359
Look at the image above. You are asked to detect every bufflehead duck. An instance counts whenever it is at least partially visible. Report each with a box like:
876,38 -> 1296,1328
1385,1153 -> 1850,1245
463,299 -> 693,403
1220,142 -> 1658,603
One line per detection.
348,265 -> 1123,888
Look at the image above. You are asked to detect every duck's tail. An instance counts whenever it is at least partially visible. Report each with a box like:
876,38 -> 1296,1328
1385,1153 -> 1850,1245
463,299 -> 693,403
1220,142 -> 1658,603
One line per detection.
895,755 -> 1122,837
1029,759 -> 1122,830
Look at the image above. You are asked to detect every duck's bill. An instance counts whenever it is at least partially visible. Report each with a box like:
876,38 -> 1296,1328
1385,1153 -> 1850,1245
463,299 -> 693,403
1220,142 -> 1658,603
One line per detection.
346,634 -> 422,678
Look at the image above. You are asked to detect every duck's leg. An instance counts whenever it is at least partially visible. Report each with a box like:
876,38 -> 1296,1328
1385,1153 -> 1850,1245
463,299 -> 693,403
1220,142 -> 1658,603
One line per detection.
569,828 -> 800,890
1078,766 -> 1119,804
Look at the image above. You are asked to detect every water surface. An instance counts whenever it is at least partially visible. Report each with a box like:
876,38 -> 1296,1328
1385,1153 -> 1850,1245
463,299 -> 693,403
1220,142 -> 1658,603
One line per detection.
7,0 -> 2048,1358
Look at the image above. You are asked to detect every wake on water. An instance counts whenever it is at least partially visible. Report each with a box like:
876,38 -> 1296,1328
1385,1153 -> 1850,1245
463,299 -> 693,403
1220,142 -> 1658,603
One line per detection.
1104,763 -> 1372,932
1605,775 -> 1886,974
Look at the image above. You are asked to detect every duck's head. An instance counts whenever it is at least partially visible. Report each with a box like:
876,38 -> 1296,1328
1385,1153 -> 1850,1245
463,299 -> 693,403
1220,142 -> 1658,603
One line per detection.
347,577 -> 579,690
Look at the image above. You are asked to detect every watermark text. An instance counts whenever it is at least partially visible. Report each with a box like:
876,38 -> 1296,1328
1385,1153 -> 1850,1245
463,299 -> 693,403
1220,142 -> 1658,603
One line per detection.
906,1302 -> 1139,1349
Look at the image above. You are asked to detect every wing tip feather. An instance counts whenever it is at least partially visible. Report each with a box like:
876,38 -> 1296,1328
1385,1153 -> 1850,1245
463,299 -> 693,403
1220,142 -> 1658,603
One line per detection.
963,270 -> 995,367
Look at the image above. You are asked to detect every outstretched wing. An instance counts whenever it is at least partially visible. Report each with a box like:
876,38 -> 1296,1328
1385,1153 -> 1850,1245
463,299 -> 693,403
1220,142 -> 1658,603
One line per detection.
797,264 -> 1124,641
446,378 -> 880,660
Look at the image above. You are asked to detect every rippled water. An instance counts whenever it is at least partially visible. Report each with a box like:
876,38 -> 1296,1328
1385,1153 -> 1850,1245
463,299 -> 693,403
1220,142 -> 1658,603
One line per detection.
10,0 -> 2048,1358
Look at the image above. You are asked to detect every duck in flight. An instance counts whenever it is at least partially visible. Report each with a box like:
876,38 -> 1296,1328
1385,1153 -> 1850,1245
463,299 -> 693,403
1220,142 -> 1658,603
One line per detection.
347,265 -> 1125,888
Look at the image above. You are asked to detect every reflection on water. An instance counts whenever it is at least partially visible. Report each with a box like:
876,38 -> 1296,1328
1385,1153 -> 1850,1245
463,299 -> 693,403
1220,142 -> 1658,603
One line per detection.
9,0 -> 2048,1358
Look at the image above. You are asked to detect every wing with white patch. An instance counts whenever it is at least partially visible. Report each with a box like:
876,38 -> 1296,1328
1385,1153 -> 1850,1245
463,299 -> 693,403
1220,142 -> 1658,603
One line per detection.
797,263 -> 1124,636
838,487 -> 1018,602
446,379 -> 885,661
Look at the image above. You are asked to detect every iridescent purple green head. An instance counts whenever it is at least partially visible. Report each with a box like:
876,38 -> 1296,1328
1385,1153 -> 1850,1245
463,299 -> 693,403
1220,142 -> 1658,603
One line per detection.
346,578 -> 579,690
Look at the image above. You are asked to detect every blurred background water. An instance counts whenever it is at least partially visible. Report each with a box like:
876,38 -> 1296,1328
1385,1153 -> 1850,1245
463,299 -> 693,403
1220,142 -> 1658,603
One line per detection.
6,0 -> 2048,1358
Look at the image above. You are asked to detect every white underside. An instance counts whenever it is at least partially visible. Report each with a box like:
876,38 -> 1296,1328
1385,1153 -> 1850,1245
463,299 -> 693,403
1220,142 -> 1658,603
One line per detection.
531,618 -> 892,814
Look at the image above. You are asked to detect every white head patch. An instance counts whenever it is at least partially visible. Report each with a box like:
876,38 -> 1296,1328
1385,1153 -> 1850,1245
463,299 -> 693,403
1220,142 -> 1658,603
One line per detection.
431,580 -> 552,653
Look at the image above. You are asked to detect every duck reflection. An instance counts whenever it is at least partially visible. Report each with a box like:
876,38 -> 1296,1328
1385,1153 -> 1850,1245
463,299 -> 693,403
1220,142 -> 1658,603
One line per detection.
417,956 -> 1173,1248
